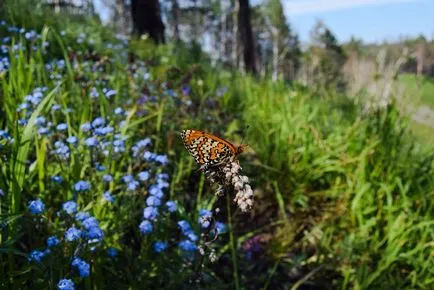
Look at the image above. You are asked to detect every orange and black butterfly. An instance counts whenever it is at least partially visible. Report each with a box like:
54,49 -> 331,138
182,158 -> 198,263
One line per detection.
181,129 -> 247,167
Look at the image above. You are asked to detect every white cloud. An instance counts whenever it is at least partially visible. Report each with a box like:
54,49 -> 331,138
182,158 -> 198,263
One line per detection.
284,0 -> 419,16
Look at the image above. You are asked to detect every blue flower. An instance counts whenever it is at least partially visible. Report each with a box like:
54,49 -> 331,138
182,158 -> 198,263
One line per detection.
103,191 -> 115,203
139,220 -> 153,235
56,123 -> 68,131
104,89 -> 117,98
38,127 -> 51,135
155,154 -> 169,165
57,279 -> 74,290
75,211 -> 90,222
66,136 -> 78,144
114,107 -> 123,115
65,227 -> 81,242
74,181 -> 90,192
85,137 -> 98,147
143,207 -> 158,220
0,189 -> 4,197
89,87 -> 99,98
153,241 -> 168,253
81,217 -> 99,230
102,174 -> 113,182
148,185 -> 164,198
28,250 -> 45,262
51,104 -> 61,111
62,201 -> 78,214
122,174 -> 134,183
54,141 -> 70,159
215,222 -> 227,234
83,226 -> 104,243
47,236 -> 60,247
146,196 -> 161,207
166,201 -> 177,213
72,257 -> 90,278
127,180 -> 139,191
51,175 -> 63,184
138,171 -> 150,181
107,247 -> 118,258
198,209 -> 212,229
96,164 -> 105,171
179,240 -> 197,252
177,220 -> 192,234
91,117 -> 105,128
28,199 -> 45,215
81,122 -> 91,132
35,116 -> 46,126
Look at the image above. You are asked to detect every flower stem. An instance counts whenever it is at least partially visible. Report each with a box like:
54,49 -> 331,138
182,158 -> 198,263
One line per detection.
226,193 -> 240,290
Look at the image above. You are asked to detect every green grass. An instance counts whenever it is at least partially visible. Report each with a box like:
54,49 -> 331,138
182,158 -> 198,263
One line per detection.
399,73 -> 434,109
0,2 -> 434,289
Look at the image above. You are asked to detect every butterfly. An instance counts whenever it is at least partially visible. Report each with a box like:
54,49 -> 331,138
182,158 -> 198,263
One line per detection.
180,129 -> 247,168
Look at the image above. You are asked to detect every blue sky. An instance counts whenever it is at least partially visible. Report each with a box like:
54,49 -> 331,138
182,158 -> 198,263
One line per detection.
94,0 -> 434,44
282,0 -> 434,43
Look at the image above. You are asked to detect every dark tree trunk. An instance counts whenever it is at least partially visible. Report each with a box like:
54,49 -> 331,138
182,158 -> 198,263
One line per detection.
131,0 -> 165,44
238,0 -> 257,75
172,0 -> 180,42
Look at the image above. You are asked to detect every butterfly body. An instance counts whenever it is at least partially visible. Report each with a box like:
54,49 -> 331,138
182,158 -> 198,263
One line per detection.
181,129 -> 245,167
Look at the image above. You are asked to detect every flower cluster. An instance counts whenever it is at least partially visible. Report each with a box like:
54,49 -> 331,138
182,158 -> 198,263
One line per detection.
203,161 -> 254,212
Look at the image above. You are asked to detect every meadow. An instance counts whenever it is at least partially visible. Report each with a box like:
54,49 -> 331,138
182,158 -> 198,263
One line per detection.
0,4 -> 434,290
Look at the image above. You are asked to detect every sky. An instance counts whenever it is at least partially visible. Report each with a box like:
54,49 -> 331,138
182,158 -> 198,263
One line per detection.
283,0 -> 434,43
94,0 -> 434,44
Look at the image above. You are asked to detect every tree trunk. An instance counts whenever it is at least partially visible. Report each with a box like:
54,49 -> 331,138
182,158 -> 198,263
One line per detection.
172,0 -> 180,42
232,0 -> 239,68
271,27 -> 279,81
238,0 -> 257,74
131,0 -> 165,44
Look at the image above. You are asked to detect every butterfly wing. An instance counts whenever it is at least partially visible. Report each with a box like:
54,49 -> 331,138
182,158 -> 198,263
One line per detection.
181,129 -> 237,166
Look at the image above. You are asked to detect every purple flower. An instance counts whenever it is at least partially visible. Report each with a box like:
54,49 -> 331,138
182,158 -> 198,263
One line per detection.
143,207 -> 158,220
72,257 -> 90,278
28,199 -> 45,215
57,279 -> 74,290
0,189 -> 4,197
62,201 -> 78,214
65,227 -> 81,242
47,236 -> 60,247
139,220 -> 153,234
153,241 -> 168,253
166,201 -> 177,213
